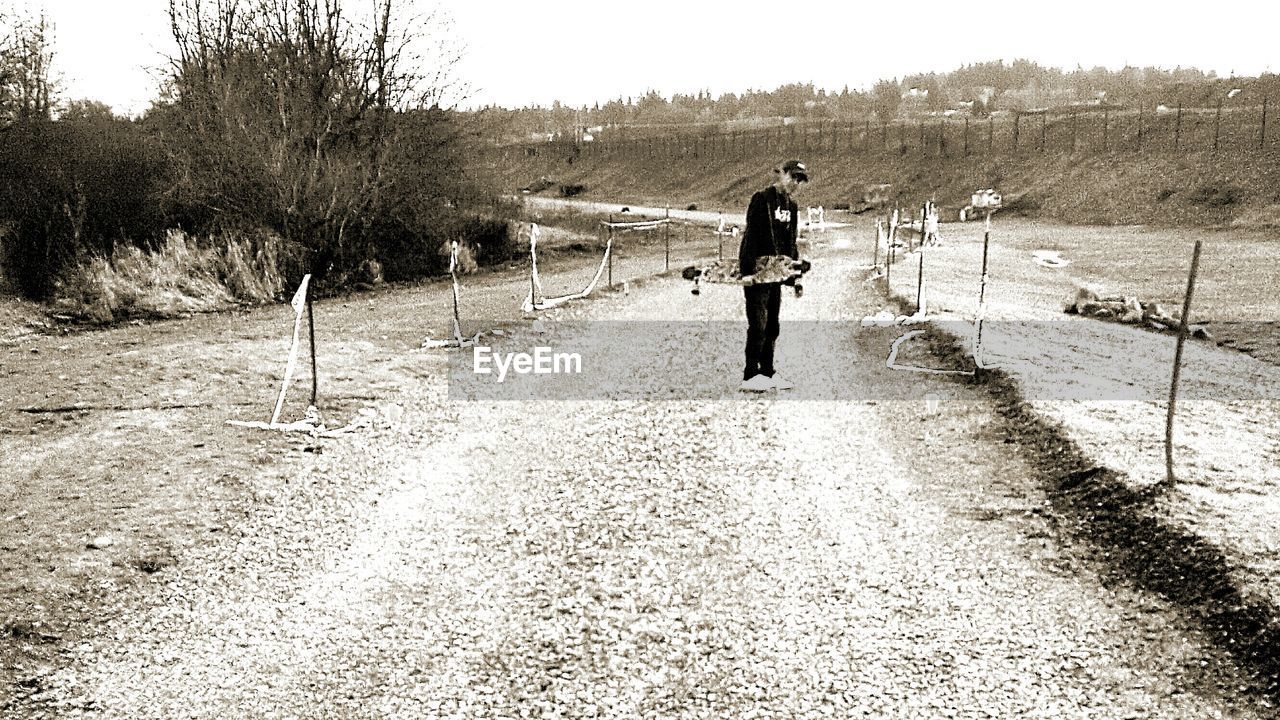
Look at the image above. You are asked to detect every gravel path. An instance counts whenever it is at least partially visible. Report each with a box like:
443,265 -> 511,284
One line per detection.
6,241 -> 1268,718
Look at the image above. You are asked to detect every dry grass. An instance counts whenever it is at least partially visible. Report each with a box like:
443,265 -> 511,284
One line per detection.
54,229 -> 294,323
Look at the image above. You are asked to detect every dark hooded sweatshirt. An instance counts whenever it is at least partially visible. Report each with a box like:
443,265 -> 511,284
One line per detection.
738,185 -> 799,277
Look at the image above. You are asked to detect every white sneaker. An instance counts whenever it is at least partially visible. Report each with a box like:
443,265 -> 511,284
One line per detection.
768,374 -> 795,390
739,374 -> 775,393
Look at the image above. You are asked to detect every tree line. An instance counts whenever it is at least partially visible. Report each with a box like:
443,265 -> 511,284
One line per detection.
470,60 -> 1280,143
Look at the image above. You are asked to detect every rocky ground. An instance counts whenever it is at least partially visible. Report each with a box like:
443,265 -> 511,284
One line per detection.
3,231 -> 1271,718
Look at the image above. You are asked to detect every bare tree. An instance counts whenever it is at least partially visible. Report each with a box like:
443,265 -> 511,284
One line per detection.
0,8 -> 58,123
161,0 -> 467,278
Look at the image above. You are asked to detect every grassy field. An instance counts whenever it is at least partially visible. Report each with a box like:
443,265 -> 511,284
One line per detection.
481,132 -> 1280,231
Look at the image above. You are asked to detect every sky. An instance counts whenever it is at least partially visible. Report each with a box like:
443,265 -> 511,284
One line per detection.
20,0 -> 1280,116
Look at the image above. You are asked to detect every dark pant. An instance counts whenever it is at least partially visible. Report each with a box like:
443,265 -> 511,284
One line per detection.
744,284 -> 781,380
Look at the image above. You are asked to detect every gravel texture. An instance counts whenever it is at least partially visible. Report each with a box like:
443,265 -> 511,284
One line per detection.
5,234 -> 1269,718
891,220 -> 1280,618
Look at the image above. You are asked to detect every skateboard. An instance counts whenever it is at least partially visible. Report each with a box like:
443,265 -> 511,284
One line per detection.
681,255 -> 811,295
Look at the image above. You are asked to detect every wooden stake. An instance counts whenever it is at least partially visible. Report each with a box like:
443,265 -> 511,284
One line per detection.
307,289 -> 317,406
1261,97 -> 1268,149
1175,103 -> 1183,150
1165,240 -> 1203,487
975,215 -> 992,362
916,250 -> 925,314
873,219 -> 880,269
1214,101 -> 1222,152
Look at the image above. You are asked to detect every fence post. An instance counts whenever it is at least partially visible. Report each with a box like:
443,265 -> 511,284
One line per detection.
1175,103 -> 1182,150
1261,97 -> 1269,150
975,214 -> 992,369
1164,240 -> 1203,487
608,214 -> 614,288
938,120 -> 945,156
1013,112 -> 1020,151
1141,102 -> 1152,148
307,290 -> 318,406
916,249 -> 925,314
919,120 -> 925,152
664,209 -> 670,272
873,219 -> 880,269
1214,100 -> 1222,152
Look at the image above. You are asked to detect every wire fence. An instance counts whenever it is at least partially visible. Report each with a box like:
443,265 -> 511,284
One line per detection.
498,101 -> 1279,163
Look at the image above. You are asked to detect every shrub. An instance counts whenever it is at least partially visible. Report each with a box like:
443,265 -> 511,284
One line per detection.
1188,184 -> 1241,208
0,118 -> 170,299
53,229 -> 295,323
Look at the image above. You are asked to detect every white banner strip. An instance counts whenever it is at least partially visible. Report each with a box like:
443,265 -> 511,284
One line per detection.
271,274 -> 311,425
599,219 -> 672,230
522,222 -> 613,312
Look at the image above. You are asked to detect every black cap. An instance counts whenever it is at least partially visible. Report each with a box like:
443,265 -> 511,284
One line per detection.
780,160 -> 809,182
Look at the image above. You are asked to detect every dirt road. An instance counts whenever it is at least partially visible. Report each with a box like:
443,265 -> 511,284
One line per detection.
3,234 -> 1269,718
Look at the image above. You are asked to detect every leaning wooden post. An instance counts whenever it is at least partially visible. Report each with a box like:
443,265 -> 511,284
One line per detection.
1164,240 -> 1203,487
975,214 -> 993,365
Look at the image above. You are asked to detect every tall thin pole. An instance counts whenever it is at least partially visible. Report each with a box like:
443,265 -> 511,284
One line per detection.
1165,240 -> 1202,486
307,289 -> 318,406
1214,100 -> 1222,152
975,214 -> 992,362
608,214 -> 614,288
1261,97 -> 1269,150
873,219 -> 881,269
664,208 -> 670,271
916,250 -> 925,314
1175,103 -> 1183,150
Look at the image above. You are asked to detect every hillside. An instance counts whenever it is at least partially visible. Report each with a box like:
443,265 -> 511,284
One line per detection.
481,140 -> 1280,229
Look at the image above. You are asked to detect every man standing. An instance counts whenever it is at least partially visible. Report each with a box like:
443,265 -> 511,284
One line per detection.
738,159 -> 808,392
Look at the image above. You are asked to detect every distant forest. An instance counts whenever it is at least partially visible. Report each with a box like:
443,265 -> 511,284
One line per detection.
468,60 -> 1280,143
